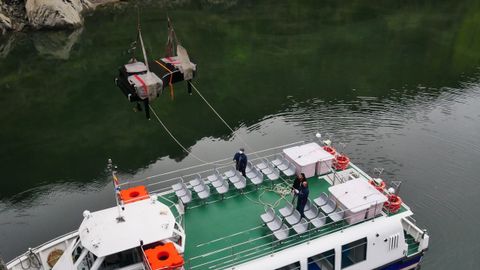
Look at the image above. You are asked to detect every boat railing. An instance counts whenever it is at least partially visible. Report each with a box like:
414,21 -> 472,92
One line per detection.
7,230 -> 78,266
113,142 -> 304,225
203,227 -> 365,270
185,199 -> 386,270
140,246 -> 152,270
118,141 -> 305,193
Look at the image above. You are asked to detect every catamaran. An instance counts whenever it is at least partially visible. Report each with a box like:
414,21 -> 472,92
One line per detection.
4,139 -> 429,270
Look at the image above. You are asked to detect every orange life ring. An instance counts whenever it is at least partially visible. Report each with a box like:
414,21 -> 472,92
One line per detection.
369,179 -> 386,192
323,146 -> 337,156
145,242 -> 184,270
384,194 -> 402,213
334,155 -> 350,171
119,185 -> 149,204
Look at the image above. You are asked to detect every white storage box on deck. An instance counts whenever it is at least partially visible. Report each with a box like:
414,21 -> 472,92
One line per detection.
283,143 -> 335,178
328,178 -> 387,224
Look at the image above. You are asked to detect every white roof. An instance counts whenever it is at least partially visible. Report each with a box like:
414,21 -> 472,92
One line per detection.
127,71 -> 162,88
79,196 -> 175,257
125,61 -> 148,73
127,71 -> 163,100
283,142 -> 334,166
329,178 -> 387,213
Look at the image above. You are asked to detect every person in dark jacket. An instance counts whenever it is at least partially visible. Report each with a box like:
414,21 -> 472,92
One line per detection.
233,148 -> 247,177
291,173 -> 306,203
292,173 -> 306,190
295,181 -> 309,218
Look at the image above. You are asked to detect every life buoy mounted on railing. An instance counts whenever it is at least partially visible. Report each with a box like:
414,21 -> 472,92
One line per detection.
334,155 -> 350,171
47,249 -> 64,268
323,145 -> 337,156
384,194 -> 402,213
144,242 -> 184,270
369,179 -> 386,192
119,185 -> 149,204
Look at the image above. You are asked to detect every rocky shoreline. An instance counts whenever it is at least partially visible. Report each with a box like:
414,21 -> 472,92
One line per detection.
0,0 -> 122,35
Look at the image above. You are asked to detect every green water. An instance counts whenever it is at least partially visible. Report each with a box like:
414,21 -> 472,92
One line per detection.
1,0 -> 480,268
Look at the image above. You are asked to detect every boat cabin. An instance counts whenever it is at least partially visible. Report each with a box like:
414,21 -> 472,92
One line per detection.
14,196 -> 186,270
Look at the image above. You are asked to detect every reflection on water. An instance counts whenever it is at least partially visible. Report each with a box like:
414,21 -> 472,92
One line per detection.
1,0 -> 480,268
32,28 -> 84,60
0,34 -> 15,58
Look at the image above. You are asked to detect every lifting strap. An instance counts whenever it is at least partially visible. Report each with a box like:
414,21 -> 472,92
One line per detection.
133,74 -> 148,97
154,60 -> 175,100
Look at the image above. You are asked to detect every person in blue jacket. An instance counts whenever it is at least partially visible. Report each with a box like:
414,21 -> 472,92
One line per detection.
295,180 -> 309,218
233,148 -> 248,177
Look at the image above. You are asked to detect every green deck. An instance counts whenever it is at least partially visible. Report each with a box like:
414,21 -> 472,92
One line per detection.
157,173 -> 409,270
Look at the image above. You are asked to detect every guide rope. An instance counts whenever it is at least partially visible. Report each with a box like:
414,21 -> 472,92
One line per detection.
149,105 -> 232,167
190,82 -> 294,186
189,83 -> 254,153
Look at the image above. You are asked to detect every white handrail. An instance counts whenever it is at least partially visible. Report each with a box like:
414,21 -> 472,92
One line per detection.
118,141 -> 304,188
7,230 -> 78,266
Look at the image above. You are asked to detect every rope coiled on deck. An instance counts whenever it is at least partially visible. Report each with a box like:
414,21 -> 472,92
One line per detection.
243,183 -> 292,209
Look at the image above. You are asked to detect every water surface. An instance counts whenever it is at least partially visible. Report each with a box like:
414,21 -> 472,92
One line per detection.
1,1 -> 480,268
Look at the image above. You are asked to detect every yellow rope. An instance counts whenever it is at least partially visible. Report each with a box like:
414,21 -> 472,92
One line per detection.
154,60 -> 175,100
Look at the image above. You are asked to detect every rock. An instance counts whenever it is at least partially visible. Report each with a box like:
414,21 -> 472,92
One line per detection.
25,0 -> 93,29
0,12 -> 12,35
1,0 -> 28,32
90,0 -> 122,9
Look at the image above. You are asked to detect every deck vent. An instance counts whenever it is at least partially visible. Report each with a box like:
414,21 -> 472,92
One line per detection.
388,233 -> 400,250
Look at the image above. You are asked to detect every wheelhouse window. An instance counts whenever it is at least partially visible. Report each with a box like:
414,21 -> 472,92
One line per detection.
342,237 -> 367,268
100,248 -> 142,269
76,250 -> 97,270
275,261 -> 300,270
308,249 -> 335,270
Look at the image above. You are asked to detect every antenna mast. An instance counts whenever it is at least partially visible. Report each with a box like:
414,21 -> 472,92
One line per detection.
108,159 -> 125,222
